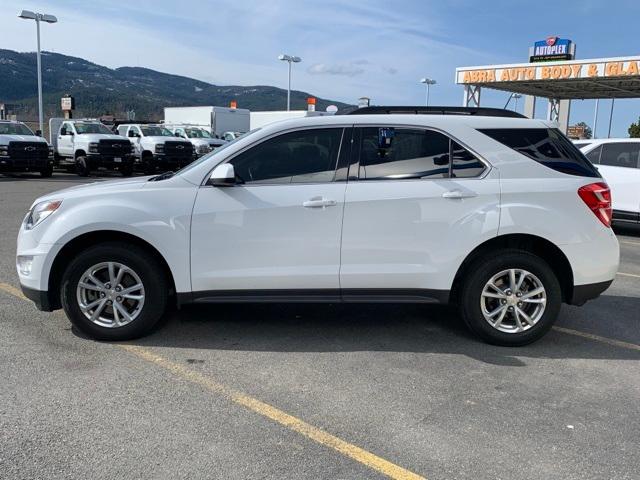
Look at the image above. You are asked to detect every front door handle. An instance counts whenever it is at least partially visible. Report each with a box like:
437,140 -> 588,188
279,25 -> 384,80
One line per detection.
442,190 -> 477,199
303,196 -> 337,208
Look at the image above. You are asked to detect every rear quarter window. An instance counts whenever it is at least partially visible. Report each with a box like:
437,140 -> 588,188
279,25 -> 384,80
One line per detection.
479,128 -> 600,178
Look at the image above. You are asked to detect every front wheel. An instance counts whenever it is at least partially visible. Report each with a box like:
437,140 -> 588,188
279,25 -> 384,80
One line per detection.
40,163 -> 53,177
458,250 -> 561,346
60,242 -> 168,340
76,155 -> 90,177
120,163 -> 134,177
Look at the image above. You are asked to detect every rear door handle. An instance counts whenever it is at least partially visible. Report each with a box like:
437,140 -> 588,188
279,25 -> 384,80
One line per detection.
303,196 -> 337,208
442,190 -> 477,199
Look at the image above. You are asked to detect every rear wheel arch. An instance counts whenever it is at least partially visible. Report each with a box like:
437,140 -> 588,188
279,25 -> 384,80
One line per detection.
47,230 -> 176,310
451,233 -> 574,304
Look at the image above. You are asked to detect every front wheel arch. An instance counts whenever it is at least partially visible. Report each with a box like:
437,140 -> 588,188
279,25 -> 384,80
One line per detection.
48,230 -> 177,311
450,233 -> 574,305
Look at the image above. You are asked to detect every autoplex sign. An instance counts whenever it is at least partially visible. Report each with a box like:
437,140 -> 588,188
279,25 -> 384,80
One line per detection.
530,37 -> 574,63
456,58 -> 640,84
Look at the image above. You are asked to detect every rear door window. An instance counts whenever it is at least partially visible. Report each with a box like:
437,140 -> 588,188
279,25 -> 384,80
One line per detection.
479,128 -> 600,177
599,143 -> 640,169
357,127 -> 485,180
451,141 -> 486,178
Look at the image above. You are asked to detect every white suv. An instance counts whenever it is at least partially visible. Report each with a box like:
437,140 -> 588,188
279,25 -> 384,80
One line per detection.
16,108 -> 619,346
575,138 -> 640,223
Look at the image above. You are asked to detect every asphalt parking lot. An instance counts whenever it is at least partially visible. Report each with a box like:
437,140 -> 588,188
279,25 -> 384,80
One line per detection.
1,172 -> 639,480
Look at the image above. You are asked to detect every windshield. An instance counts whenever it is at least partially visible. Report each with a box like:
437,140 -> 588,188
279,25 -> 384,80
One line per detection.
185,128 -> 212,138
73,122 -> 113,135
175,128 -> 262,176
0,122 -> 35,136
141,126 -> 174,137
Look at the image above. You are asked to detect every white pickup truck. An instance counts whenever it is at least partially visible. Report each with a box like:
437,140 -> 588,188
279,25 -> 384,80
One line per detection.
0,120 -> 53,177
116,124 -> 195,173
165,125 -> 226,157
50,118 -> 134,177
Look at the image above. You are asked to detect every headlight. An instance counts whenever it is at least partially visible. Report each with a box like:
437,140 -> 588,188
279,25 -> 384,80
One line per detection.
197,144 -> 210,154
24,200 -> 62,230
155,144 -> 164,154
89,142 -> 99,153
0,145 -> 8,156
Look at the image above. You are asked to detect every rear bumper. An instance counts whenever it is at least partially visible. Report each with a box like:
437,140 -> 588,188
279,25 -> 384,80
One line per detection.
569,280 -> 613,306
20,284 -> 53,312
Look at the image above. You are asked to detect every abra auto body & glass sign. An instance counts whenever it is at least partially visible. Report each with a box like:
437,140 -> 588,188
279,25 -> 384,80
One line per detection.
457,58 -> 640,84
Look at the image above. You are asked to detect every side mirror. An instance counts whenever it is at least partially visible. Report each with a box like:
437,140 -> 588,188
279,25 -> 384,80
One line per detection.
60,128 -> 66,136
208,163 -> 236,186
35,129 -> 42,137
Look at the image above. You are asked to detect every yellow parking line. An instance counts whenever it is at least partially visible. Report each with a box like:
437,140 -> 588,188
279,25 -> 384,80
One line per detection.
0,282 -> 424,479
119,344 -> 425,480
617,272 -> 640,279
553,326 -> 640,352
0,282 -> 26,300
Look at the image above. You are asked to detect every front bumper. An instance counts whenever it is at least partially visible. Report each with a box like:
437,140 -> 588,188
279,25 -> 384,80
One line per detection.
152,154 -> 194,168
20,284 -> 53,311
0,156 -> 52,172
86,153 -> 134,169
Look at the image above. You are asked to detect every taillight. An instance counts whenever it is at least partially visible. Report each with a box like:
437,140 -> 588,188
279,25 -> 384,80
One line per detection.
578,182 -> 612,228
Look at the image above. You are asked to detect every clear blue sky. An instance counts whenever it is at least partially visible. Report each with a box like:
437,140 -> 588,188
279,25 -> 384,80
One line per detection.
3,0 -> 639,136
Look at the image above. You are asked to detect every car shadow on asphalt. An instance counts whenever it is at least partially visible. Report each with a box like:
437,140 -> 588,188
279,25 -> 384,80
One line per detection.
614,223 -> 640,237
86,294 -> 640,367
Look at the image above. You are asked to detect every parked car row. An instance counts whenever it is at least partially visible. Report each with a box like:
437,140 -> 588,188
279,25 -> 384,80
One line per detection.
0,118 -> 232,178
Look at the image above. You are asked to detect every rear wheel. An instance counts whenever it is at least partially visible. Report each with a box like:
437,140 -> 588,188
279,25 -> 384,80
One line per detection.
60,242 -> 168,340
458,250 -> 561,346
76,155 -> 90,177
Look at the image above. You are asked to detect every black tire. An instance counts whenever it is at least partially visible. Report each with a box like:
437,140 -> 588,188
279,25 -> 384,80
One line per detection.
60,242 -> 168,341
40,164 -> 53,178
76,155 -> 90,177
120,163 -> 134,177
458,249 -> 561,346
142,153 -> 155,175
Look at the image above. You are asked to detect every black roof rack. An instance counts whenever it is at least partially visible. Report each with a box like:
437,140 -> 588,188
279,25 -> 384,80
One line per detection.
338,106 -> 526,119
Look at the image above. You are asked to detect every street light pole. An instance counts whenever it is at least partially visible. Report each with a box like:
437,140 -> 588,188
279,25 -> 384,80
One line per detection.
35,16 -> 42,133
19,10 -> 57,135
593,99 -> 599,139
607,98 -> 615,138
278,54 -> 301,111
420,78 -> 436,106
